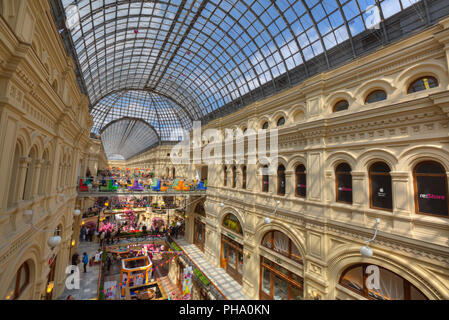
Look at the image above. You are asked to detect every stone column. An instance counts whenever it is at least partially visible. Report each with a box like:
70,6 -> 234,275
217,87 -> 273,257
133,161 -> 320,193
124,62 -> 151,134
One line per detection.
246,164 -> 257,192
14,157 -> 31,203
391,172 -> 411,213
285,170 -> 294,197
351,171 -> 366,205
31,159 -> 43,198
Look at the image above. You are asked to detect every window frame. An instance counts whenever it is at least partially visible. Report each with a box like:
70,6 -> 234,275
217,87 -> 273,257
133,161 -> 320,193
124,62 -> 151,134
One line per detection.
365,90 -> 387,104
412,161 -> 449,218
259,257 -> 304,300
333,100 -> 349,112
7,262 -> 30,300
262,165 -> 269,193
368,162 -> 393,212
223,166 -> 227,187
242,166 -> 247,190
277,165 -> 286,196
261,230 -> 303,265
277,117 -> 286,127
295,164 -> 306,198
335,163 -> 353,204
339,263 -> 428,300
407,76 -> 439,94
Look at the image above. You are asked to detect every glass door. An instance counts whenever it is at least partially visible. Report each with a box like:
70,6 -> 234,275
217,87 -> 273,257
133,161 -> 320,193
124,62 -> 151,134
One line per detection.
221,235 -> 243,284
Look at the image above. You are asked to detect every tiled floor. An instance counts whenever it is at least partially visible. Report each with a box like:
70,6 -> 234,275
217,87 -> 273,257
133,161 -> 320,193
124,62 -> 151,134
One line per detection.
58,240 -> 102,300
175,238 -> 248,300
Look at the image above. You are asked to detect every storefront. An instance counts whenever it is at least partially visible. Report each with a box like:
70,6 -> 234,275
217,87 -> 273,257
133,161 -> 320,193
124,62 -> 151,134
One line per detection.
193,203 -> 206,251
194,218 -> 205,251
220,234 -> 244,284
259,257 -> 303,300
259,230 -> 304,300
220,213 -> 244,284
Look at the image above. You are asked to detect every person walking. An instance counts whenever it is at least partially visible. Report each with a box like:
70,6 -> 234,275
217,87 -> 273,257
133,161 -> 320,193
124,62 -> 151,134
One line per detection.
80,226 -> 86,242
99,231 -> 105,247
106,255 -> 112,272
71,252 -> 80,274
82,252 -> 88,273
106,229 -> 111,245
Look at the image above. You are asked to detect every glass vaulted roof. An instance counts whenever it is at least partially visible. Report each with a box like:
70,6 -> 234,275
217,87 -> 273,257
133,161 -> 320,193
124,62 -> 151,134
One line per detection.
100,117 -> 161,160
58,0 -> 424,155
91,89 -> 192,141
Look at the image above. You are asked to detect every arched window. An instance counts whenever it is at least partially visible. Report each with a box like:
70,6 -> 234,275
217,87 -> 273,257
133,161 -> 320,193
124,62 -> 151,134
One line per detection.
223,166 -> 227,187
262,165 -> 269,192
4,262 -> 30,300
261,231 -> 303,264
194,202 -> 206,217
336,163 -> 352,204
365,90 -> 387,104
242,166 -> 247,190
277,165 -> 286,195
339,264 -> 427,300
369,162 -> 392,211
262,121 -> 269,130
295,164 -> 306,198
277,117 -> 285,126
413,161 -> 448,217
408,76 -> 438,93
333,100 -> 349,112
232,166 -> 236,188
222,213 -> 243,235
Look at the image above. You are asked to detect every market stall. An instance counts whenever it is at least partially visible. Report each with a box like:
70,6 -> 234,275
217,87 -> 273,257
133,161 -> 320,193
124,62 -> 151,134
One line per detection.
120,256 -> 153,296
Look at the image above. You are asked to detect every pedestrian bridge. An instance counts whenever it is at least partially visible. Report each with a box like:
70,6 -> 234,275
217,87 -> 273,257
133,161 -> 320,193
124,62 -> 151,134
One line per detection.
77,189 -> 207,198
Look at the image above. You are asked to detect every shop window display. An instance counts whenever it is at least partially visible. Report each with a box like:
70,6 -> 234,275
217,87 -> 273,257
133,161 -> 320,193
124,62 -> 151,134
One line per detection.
339,264 -> 427,300
413,161 -> 448,217
259,257 -> 303,300
222,213 -> 243,235
336,163 -> 353,204
369,162 -> 393,211
261,231 -> 303,264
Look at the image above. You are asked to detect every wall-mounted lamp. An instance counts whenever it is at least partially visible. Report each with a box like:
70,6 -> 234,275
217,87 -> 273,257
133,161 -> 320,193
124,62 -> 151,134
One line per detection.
48,236 -> 62,249
71,240 -> 76,247
23,210 -> 67,249
308,289 -> 322,300
264,200 -> 281,225
46,281 -> 54,294
74,209 -> 81,217
360,218 -> 380,258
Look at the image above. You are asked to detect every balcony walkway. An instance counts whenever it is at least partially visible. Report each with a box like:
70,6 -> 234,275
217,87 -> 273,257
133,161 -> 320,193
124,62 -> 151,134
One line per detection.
77,189 -> 207,198
174,237 -> 248,300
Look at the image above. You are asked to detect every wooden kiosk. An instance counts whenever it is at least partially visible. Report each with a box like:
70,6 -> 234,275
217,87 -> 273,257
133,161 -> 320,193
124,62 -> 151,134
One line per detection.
120,256 -> 153,296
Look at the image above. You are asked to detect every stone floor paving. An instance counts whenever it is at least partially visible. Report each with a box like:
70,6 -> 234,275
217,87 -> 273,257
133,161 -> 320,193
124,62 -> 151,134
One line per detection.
175,238 -> 248,300
58,240 -> 102,300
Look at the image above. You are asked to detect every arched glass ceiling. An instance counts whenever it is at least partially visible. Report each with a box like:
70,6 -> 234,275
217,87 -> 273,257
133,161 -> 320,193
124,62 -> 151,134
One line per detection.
91,90 -> 192,141
100,117 -> 161,160
60,0 -> 423,120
